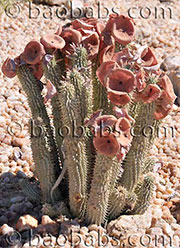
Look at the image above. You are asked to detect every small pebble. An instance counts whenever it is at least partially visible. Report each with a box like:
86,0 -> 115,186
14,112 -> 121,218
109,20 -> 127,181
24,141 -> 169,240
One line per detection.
10,196 -> 25,204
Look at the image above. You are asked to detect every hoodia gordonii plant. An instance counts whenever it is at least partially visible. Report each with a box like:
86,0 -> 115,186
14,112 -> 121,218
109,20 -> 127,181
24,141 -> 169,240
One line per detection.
2,15 -> 176,226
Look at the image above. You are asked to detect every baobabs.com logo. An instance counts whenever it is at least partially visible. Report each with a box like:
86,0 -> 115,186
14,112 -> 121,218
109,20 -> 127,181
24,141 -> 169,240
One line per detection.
4,1 -> 173,20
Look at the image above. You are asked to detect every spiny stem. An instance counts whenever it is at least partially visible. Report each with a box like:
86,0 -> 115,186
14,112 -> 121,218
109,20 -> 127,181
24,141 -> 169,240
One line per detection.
86,154 -> 120,225
17,64 -> 62,203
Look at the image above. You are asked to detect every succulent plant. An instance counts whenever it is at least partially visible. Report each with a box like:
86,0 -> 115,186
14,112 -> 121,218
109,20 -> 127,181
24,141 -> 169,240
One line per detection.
2,15 -> 176,226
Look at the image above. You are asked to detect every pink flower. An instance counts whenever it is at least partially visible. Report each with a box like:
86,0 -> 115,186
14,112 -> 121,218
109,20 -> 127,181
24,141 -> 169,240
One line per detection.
82,32 -> 100,60
107,68 -> 136,93
96,60 -> 117,86
135,84 -> 161,104
40,33 -> 65,50
99,38 -> 115,64
115,117 -> 132,146
112,47 -> 133,67
107,89 -> 131,106
154,74 -> 176,120
1,57 -> 16,78
93,115 -> 117,136
22,40 -> 46,65
113,106 -> 135,124
141,47 -> 158,67
61,28 -> 82,54
135,68 -> 146,92
28,63 -> 43,80
93,132 -> 120,157
44,80 -> 57,103
104,14 -> 135,45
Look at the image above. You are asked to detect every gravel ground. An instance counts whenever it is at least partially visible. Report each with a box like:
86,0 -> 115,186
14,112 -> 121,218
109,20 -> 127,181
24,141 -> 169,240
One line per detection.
0,0 -> 180,247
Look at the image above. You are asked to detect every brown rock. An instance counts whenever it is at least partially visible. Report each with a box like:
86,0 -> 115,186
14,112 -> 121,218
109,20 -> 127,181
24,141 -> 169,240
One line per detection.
107,208 -> 152,238
146,227 -> 163,235
0,224 -> 14,235
12,137 -> 29,148
3,135 -> 12,145
161,55 -> 180,71
41,215 -> 55,225
16,215 -> 38,231
168,70 -> 180,101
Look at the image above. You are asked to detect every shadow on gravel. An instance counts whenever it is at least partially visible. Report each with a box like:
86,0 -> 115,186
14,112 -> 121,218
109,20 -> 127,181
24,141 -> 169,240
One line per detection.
0,171 -> 42,227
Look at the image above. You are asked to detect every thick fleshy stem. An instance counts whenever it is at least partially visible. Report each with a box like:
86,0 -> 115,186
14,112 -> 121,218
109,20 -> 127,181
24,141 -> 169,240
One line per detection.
119,102 -> 158,191
19,178 -> 42,202
70,46 -> 93,123
92,59 -> 112,114
109,187 -> 137,219
42,55 -> 65,165
86,154 -> 120,225
108,186 -> 128,219
142,158 -> 156,174
131,176 -> 154,214
63,137 -> 88,218
42,202 -> 71,218
58,81 -> 88,217
70,46 -> 95,199
17,65 -> 62,203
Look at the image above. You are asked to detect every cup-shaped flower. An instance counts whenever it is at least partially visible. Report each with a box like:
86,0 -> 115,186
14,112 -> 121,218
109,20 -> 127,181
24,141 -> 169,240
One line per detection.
112,47 -> 133,67
22,40 -> 46,65
107,89 -> 131,106
99,40 -> 115,64
40,34 -> 65,50
82,32 -> 100,60
141,47 -> 158,67
71,19 -> 94,30
95,22 -> 105,35
158,74 -> 176,102
93,132 -> 120,157
61,28 -> 82,54
2,57 -> 16,78
44,80 -> 57,104
115,117 -> 132,147
154,75 -> 176,120
105,14 -> 135,45
113,106 -> 135,124
95,115 -> 117,128
28,63 -> 43,80
93,115 -> 117,137
154,92 -> 173,120
84,109 -> 103,126
135,84 -> 161,104
107,68 -> 136,93
14,54 -> 23,66
135,68 -> 146,92
96,60 -> 117,86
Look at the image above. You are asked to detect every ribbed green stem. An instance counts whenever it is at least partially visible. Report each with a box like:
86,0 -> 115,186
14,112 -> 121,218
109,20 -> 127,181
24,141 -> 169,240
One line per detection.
109,186 -> 127,219
86,154 -> 119,225
142,158 -> 156,174
63,137 -> 88,218
43,57 -> 66,164
58,81 -> 88,217
131,176 -> 154,214
70,47 -> 93,123
17,65 -> 61,203
119,102 -> 158,191
19,178 -> 42,202
70,47 -> 95,204
92,61 -> 112,114
42,202 -> 71,218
